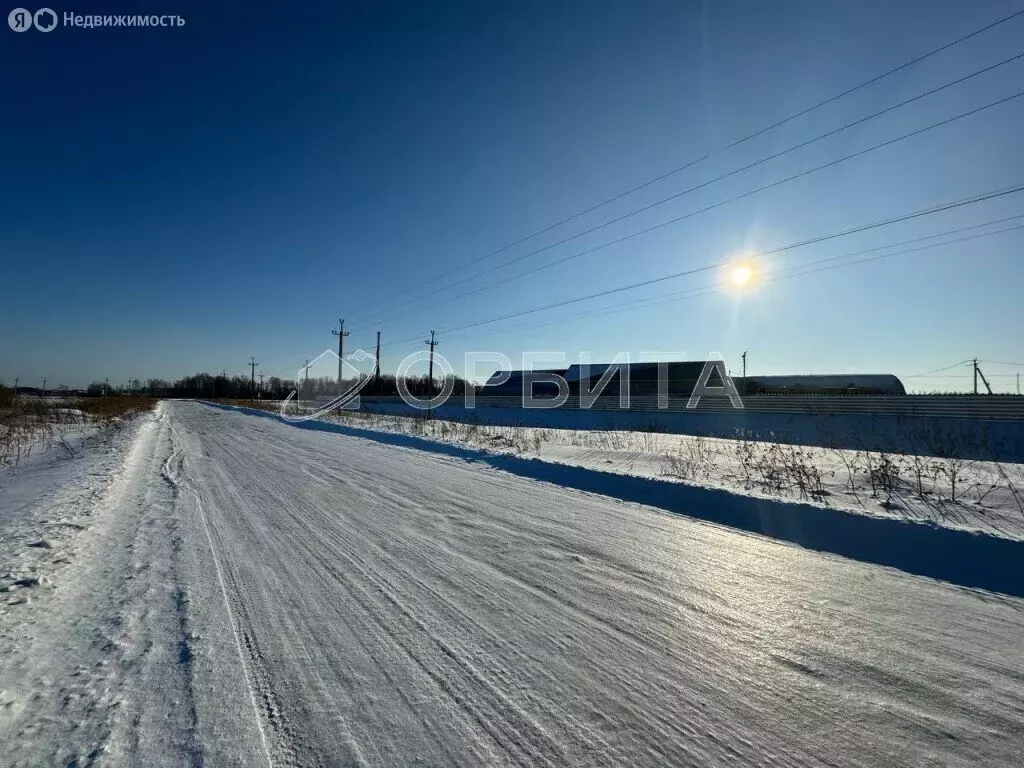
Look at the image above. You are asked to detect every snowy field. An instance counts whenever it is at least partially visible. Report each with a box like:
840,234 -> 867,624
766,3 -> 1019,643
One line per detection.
2,400 -> 1024,766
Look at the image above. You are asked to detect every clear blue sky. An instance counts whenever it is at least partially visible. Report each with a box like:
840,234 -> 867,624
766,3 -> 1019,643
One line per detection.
2,0 -> 1022,392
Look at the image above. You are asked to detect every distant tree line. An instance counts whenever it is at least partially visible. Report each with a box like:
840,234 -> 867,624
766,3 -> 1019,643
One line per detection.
76,372 -> 474,401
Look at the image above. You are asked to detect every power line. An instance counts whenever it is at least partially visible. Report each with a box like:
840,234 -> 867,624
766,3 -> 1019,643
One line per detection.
371,182 -> 1024,349
342,7 -> 1024,325
905,361 -> 972,378
979,359 -> 1024,367
351,84 -> 1024,333
375,211 -> 1024,347
774,221 -> 1024,279
255,183 -> 1024,374
455,217 -> 1024,341
431,220 -> 1024,348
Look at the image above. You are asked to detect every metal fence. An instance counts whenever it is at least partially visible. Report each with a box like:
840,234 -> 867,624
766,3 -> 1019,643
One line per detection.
359,394 -> 1024,421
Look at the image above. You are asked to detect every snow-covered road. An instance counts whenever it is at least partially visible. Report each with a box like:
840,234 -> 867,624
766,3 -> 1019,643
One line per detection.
3,400 -> 1023,766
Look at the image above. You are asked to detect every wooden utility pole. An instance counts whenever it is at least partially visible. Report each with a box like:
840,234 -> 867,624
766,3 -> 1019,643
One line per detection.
424,331 -> 439,418
258,371 -> 265,400
249,356 -> 259,401
977,362 -> 993,395
425,331 -> 438,395
973,357 -> 978,395
331,318 -> 349,386
375,331 -> 381,382
741,351 -> 747,379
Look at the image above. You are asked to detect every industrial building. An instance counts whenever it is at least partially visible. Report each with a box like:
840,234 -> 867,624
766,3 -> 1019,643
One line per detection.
482,362 -> 905,397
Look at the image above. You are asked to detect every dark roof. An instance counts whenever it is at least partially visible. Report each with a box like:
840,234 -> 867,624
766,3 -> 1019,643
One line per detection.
483,368 -> 567,387
738,374 -> 906,395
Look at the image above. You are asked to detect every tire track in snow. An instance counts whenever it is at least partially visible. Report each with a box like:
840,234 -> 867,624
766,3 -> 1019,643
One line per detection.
199,435 -> 496,766
165,425 -> 276,768
185,412 -> 846,765
164,402 -> 1024,766
209,436 -> 753,765
317,456 -> 775,757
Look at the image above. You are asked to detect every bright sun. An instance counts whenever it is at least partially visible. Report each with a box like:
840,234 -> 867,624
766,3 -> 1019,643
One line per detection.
730,265 -> 752,287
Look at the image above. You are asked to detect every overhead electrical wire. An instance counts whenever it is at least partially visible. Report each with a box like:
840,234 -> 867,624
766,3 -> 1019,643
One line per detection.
428,221 -> 1024,348
362,182 -> 1024,352
340,6 -> 1024,325
258,11 -> 1024,371
443,215 -> 1024,344
256,184 -> 1024,376
256,210 -> 1023,379
349,83 -> 1024,333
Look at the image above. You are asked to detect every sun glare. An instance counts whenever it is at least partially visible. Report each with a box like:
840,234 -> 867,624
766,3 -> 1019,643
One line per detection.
730,265 -> 752,287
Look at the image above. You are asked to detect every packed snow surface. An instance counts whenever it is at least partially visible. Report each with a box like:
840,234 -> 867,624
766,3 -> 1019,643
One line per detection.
1,401 -> 1023,766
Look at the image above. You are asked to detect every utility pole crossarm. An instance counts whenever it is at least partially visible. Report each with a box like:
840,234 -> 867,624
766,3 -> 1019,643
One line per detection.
331,318 -> 349,386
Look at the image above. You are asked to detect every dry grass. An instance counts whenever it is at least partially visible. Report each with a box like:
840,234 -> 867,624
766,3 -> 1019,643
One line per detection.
75,396 -> 158,420
0,395 -> 157,467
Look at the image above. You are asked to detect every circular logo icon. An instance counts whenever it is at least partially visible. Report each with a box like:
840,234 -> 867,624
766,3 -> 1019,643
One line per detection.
33,7 -> 56,31
8,7 -> 33,31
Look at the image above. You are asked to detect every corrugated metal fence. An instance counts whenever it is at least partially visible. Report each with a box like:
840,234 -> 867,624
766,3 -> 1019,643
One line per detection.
360,394 -> 1024,421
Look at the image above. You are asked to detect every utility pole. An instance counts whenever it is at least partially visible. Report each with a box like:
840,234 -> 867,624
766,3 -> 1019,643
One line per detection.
13,377 -> 18,402
372,329 -> 380,382
42,378 -> 47,397
976,363 -> 993,395
331,318 -> 349,386
741,351 -> 747,379
258,371 -> 265,400
301,358 -> 310,406
104,377 -> 109,397
1018,372 -> 1021,395
425,330 -> 438,395
249,356 -> 259,401
973,357 -> 979,395
424,331 -> 439,418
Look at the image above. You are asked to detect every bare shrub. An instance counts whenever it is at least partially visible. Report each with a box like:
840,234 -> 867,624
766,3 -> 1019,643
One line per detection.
733,434 -> 756,490
865,452 -> 902,506
940,456 -> 972,504
754,442 -> 787,494
783,445 -> 826,501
